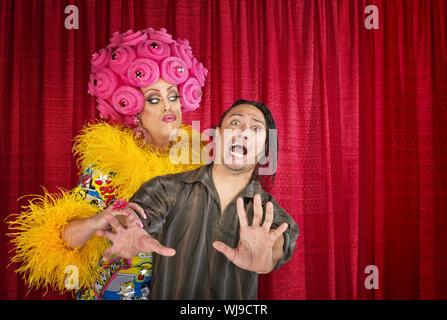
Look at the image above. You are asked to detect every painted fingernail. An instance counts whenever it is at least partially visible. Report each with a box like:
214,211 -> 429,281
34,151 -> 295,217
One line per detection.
136,219 -> 143,228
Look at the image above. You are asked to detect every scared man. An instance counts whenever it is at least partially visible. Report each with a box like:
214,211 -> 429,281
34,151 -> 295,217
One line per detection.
97,99 -> 299,299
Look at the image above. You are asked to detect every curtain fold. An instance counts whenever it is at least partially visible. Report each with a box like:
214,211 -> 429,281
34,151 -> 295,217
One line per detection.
0,0 -> 445,299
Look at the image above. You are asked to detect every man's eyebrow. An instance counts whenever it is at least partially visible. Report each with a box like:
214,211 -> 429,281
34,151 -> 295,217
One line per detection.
228,113 -> 244,118
228,113 -> 265,126
252,118 -> 265,126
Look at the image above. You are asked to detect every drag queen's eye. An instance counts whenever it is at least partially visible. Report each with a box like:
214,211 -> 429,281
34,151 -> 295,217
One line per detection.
147,96 -> 160,104
168,95 -> 180,102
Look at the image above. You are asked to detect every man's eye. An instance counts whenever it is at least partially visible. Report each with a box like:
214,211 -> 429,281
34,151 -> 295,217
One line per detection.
168,95 -> 180,102
231,120 -> 240,126
252,126 -> 261,132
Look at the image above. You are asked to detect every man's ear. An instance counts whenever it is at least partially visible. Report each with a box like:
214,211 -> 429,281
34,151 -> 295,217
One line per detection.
258,151 -> 269,166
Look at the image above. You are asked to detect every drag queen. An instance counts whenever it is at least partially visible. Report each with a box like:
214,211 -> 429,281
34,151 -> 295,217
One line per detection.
8,27 -> 208,300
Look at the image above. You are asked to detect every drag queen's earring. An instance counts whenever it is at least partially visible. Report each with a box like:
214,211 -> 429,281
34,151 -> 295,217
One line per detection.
132,113 -> 148,143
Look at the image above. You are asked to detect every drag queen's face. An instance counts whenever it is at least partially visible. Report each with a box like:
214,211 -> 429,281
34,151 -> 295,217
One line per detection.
139,78 -> 182,149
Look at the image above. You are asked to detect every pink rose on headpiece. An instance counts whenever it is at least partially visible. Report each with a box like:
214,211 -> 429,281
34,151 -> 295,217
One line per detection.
142,27 -> 155,34
121,30 -> 148,47
112,86 -> 144,115
137,39 -> 171,62
90,68 -> 118,99
179,78 -> 202,112
171,43 -> 193,69
177,38 -> 190,47
191,58 -> 207,87
107,32 -> 124,49
110,46 -> 136,74
127,58 -> 160,87
91,48 -> 111,73
96,98 -> 123,124
160,56 -> 189,85
122,30 -> 134,36
149,28 -> 175,44
176,39 -> 194,60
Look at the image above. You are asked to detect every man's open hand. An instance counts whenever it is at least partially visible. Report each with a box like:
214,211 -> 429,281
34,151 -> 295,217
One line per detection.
213,194 -> 287,274
96,213 -> 176,262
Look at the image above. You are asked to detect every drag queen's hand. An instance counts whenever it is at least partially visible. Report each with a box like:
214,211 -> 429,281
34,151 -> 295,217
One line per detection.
63,202 -> 142,249
92,206 -> 127,231
96,213 -> 176,261
93,202 -> 145,231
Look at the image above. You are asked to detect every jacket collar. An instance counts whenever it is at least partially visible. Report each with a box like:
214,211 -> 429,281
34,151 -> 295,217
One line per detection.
179,163 -> 265,200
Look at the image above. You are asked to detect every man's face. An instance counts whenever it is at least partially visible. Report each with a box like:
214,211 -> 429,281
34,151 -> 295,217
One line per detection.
216,104 -> 267,173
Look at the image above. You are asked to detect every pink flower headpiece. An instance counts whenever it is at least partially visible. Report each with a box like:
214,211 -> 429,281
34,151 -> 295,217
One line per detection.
88,28 -> 208,127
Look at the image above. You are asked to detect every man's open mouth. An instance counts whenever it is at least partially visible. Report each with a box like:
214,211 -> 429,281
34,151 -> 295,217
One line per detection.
229,143 -> 248,158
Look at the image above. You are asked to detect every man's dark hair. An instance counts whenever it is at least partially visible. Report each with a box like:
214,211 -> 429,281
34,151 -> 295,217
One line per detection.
217,99 -> 278,190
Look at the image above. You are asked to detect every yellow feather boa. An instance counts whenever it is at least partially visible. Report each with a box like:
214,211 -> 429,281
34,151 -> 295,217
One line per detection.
7,121 -> 205,294
73,121 -> 204,199
7,189 -> 109,295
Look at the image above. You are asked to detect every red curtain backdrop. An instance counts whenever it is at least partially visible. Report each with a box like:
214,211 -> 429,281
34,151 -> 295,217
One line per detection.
0,0 -> 446,300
